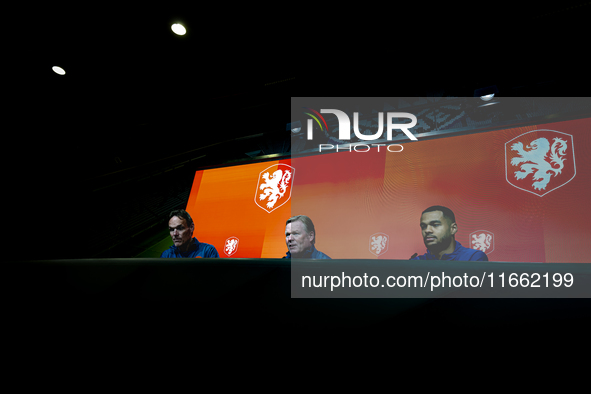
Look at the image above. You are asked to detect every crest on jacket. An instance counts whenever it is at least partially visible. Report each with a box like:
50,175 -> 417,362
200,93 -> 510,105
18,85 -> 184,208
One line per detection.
505,130 -> 576,197
255,163 -> 294,213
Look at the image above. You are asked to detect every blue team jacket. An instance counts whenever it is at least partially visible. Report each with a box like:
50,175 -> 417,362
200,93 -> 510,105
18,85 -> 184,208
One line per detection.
283,245 -> 331,259
412,241 -> 488,261
160,237 -> 219,258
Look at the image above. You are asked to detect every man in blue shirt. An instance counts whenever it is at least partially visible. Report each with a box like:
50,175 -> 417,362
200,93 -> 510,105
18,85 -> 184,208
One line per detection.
283,215 -> 331,259
160,209 -> 219,258
412,205 -> 488,261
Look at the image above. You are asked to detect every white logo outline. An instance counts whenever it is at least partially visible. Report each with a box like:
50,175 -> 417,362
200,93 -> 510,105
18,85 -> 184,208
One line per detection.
369,232 -> 389,257
224,236 -> 239,257
469,230 -> 494,255
254,163 -> 295,213
505,129 -> 576,197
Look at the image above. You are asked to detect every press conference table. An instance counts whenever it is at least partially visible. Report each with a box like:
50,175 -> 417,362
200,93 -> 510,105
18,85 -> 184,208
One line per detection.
5,258 -> 591,331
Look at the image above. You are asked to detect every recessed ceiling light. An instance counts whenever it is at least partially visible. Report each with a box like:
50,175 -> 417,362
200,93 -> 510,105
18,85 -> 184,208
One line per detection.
52,66 -> 65,75
478,101 -> 499,107
171,23 -> 186,35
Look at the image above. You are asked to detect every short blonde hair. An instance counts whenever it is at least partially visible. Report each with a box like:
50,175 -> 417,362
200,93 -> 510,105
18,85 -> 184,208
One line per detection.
286,215 -> 316,244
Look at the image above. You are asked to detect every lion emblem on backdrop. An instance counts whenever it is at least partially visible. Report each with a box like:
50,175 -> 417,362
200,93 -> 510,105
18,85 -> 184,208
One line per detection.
471,233 -> 492,253
224,237 -> 239,256
259,169 -> 292,209
370,233 -> 389,256
510,137 -> 568,191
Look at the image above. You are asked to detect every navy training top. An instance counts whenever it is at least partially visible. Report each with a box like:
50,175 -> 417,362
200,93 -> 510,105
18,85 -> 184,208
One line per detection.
283,245 -> 331,259
412,241 -> 488,261
160,237 -> 220,258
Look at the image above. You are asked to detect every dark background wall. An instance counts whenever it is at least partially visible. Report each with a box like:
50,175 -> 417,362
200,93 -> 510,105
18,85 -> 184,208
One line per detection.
6,3 -> 591,339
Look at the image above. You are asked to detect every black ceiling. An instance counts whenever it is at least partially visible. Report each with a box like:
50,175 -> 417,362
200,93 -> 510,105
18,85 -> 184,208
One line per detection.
21,2 -> 590,170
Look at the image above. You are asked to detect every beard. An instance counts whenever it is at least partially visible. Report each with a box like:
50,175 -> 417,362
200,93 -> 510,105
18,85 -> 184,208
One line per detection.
425,235 -> 452,253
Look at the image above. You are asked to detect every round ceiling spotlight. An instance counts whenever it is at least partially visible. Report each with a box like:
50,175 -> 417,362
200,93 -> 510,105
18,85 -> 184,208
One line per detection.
52,66 -> 66,75
171,23 -> 186,35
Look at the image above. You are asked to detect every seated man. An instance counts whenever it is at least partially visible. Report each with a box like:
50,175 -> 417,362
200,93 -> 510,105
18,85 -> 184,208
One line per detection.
412,205 -> 488,261
160,209 -> 219,258
283,215 -> 331,259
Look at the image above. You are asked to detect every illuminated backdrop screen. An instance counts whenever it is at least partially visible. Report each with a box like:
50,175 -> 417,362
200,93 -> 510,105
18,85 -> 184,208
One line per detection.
186,117 -> 591,262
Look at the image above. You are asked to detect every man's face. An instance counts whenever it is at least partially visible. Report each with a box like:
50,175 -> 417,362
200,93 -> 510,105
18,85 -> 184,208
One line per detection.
285,220 -> 314,256
420,211 -> 457,252
169,216 -> 194,250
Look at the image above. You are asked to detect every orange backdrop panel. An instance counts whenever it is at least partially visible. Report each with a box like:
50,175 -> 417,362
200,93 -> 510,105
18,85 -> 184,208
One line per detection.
186,159 -> 292,258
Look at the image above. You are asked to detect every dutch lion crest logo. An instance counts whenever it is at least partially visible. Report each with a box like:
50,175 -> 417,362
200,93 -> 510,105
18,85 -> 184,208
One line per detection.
255,163 -> 294,213
469,230 -> 494,255
224,236 -> 239,257
369,232 -> 389,257
505,130 -> 576,197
